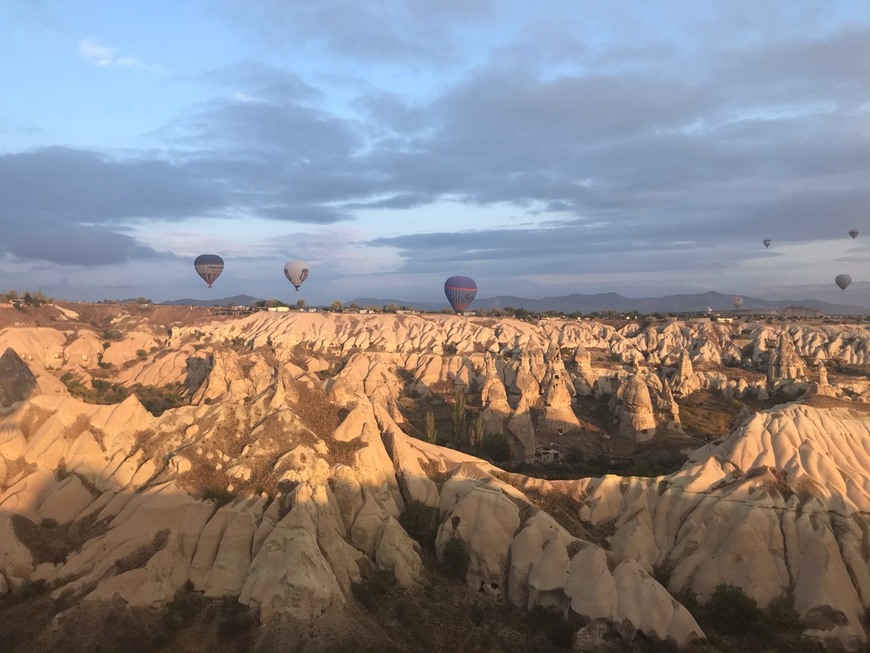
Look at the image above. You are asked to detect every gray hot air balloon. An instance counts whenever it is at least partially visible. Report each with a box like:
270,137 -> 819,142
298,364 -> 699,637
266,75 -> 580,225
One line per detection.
849,229 -> 859,240
284,260 -> 309,291
733,296 -> 744,310
835,274 -> 852,291
763,239 -> 771,248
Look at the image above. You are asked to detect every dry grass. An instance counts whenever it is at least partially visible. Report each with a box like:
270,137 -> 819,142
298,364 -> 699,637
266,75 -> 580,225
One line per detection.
11,513 -> 110,566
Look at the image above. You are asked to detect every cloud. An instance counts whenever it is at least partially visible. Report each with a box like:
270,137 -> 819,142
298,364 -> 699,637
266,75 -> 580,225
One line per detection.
77,38 -> 159,70
6,5 -> 869,303
0,147 -> 224,225
198,61 -> 321,103
209,0 -> 492,64
5,226 -> 161,266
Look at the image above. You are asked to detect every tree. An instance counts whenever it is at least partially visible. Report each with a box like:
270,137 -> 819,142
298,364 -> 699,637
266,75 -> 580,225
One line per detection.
296,299 -> 306,310
424,411 -> 437,444
451,390 -> 467,448
479,433 -> 512,462
349,302 -> 361,311
469,413 -> 485,449
329,301 -> 344,312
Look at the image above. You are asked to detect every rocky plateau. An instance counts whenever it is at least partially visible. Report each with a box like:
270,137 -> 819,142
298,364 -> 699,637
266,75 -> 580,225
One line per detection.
0,302 -> 867,652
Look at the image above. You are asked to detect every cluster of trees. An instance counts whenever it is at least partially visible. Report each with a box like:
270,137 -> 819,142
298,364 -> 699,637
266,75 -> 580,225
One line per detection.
3,290 -> 52,305
325,301 -> 415,313
421,391 -> 512,462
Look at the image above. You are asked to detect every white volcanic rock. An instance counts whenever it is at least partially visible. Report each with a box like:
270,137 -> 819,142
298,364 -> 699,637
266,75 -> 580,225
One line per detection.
37,475 -> 96,525
374,516 -> 422,586
190,497 -> 264,597
578,402 -> 870,649
671,350 -> 702,397
240,484 -> 346,622
506,396 -> 536,462
572,344 -> 598,396
616,375 -> 657,442
436,483 -> 520,595
508,350 -> 540,406
480,354 -> 511,436
768,332 -> 808,382
0,312 -> 867,650
538,343 -> 581,436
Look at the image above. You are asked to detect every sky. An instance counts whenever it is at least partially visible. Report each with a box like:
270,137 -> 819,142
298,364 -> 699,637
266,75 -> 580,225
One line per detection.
1,0 -> 869,306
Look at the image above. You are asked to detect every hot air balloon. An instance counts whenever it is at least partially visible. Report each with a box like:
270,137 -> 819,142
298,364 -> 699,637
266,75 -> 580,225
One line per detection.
444,276 -> 477,313
849,229 -> 859,240
733,296 -> 744,310
284,260 -> 309,291
763,239 -> 771,248
194,254 -> 224,288
835,274 -> 852,291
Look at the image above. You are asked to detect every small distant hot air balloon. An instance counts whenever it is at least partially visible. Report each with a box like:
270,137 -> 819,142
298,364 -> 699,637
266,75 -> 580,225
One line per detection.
763,239 -> 771,248
849,229 -> 859,240
835,274 -> 852,291
733,296 -> 744,310
444,276 -> 477,313
284,260 -> 309,291
194,254 -> 224,288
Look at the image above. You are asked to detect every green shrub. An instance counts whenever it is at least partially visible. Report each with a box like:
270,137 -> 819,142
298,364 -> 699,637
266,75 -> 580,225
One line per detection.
526,605 -> 581,649
442,536 -> 469,577
216,598 -> 254,638
469,601 -> 487,626
479,433 -> 512,462
136,349 -> 148,360
399,500 -> 439,548
133,383 -> 186,416
351,569 -> 395,611
201,487 -> 236,507
705,583 -> 762,635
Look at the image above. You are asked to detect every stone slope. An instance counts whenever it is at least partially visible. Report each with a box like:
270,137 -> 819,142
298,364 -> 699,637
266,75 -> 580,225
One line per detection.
0,311 -> 867,650
566,402 -> 870,649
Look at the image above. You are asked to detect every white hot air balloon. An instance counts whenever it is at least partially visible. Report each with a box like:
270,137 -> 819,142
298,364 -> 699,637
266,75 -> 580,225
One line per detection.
733,296 -> 744,310
284,260 -> 309,291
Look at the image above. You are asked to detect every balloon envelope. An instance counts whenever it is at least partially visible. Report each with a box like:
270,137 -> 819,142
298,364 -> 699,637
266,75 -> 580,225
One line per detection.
849,229 -> 859,239
732,296 -> 743,309
284,260 -> 309,290
763,239 -> 771,248
444,276 -> 477,312
835,274 -> 852,291
194,254 -> 224,288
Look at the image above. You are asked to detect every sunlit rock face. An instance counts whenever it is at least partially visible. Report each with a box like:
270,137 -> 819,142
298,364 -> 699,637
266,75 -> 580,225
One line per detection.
0,307 -> 867,650
615,375 -> 657,442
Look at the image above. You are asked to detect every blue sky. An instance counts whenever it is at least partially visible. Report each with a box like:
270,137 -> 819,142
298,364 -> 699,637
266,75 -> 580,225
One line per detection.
1,0 -> 869,305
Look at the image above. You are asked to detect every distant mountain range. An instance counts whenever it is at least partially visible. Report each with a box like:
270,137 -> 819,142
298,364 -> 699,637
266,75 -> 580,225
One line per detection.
161,294 -> 263,307
349,291 -> 870,315
160,291 -> 869,315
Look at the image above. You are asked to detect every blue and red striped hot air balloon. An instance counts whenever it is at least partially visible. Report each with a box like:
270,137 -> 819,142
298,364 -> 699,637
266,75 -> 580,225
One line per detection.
444,276 -> 477,313
194,254 -> 224,288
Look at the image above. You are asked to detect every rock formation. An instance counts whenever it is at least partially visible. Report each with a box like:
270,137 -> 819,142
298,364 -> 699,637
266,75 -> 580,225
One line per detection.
670,350 -> 702,398
538,343 -> 582,436
0,306 -> 866,651
0,347 -> 37,407
768,332 -> 809,382
615,375 -> 657,442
